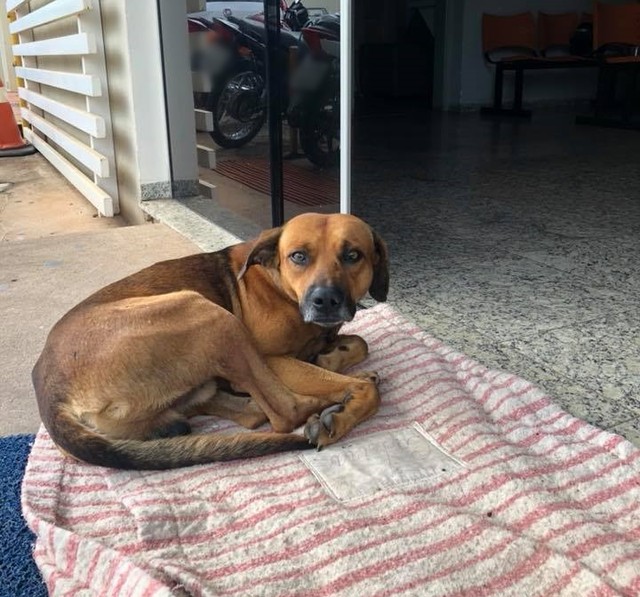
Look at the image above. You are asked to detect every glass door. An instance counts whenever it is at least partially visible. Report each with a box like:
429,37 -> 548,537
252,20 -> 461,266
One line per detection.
262,0 -> 348,225
191,0 -> 349,228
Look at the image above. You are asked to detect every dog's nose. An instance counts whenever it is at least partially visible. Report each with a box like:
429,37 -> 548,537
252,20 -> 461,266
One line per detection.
302,285 -> 354,325
308,286 -> 345,314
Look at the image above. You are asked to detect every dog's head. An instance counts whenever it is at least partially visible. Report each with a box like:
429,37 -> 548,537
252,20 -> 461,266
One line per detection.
239,213 -> 389,327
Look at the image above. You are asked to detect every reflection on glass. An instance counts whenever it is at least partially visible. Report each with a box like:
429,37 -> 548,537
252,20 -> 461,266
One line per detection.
189,0 -> 340,228
283,3 -> 341,220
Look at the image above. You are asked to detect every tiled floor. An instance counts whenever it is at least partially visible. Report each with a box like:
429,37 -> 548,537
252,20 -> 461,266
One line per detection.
351,109 -> 640,446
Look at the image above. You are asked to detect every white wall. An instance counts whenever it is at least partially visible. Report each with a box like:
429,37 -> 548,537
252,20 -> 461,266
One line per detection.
101,0 -> 197,223
157,0 -> 198,193
453,0 -> 596,108
313,0 -> 340,13
441,0 -> 464,108
99,0 -> 153,223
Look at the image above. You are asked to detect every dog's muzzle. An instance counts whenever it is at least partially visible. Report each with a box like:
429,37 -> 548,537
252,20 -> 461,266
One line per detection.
301,285 -> 355,327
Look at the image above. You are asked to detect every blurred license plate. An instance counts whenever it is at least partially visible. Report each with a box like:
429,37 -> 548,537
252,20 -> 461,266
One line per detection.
201,45 -> 233,77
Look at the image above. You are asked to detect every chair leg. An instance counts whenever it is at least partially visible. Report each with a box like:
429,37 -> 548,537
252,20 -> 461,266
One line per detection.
621,66 -> 638,123
481,63 -> 530,118
634,67 -> 640,118
493,64 -> 504,109
621,69 -> 630,123
514,68 -> 524,111
601,66 -> 618,112
595,69 -> 603,116
576,64 -> 640,130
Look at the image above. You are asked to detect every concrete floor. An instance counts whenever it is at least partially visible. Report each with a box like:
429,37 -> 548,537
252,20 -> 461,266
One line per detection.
0,154 -> 199,435
0,153 -> 126,241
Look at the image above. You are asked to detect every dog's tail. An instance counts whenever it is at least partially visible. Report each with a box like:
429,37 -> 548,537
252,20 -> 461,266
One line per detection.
44,408 -> 311,470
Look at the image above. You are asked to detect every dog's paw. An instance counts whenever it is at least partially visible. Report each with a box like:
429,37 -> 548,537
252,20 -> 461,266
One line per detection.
304,401 -> 350,449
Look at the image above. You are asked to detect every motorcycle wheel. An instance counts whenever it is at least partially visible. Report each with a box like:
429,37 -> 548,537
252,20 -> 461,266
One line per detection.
208,69 -> 266,149
299,97 -> 339,168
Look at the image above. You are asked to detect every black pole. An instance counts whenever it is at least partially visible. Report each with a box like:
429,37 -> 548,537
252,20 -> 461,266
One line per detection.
263,0 -> 284,227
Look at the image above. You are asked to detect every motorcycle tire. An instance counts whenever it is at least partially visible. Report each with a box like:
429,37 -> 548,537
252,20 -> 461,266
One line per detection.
299,98 -> 339,169
208,69 -> 266,149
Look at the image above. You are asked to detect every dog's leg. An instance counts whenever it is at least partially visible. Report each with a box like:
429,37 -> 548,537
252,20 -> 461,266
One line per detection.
186,393 -> 269,429
314,334 -> 369,373
266,356 -> 380,448
85,408 -> 191,441
211,335 -> 335,434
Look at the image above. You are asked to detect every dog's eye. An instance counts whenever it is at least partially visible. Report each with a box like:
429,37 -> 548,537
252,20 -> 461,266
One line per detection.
290,251 -> 308,265
343,250 -> 362,264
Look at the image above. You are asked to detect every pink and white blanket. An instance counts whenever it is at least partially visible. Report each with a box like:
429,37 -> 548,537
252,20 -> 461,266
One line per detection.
22,304 -> 640,596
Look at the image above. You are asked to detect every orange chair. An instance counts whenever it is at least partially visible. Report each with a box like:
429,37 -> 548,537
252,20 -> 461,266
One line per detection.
482,12 -> 539,62
481,13 -> 540,116
481,12 -> 597,118
589,2 -> 640,126
538,12 -> 581,58
594,2 -> 640,63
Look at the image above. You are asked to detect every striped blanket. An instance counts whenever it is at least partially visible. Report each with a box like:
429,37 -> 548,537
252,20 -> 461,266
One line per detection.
21,304 -> 640,596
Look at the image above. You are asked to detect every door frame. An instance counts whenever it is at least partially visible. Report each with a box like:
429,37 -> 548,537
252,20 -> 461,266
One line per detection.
339,0 -> 352,214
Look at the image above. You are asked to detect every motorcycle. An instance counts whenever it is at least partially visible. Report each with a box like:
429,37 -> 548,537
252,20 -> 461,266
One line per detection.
189,1 -> 340,168
189,2 -> 308,149
288,12 -> 340,168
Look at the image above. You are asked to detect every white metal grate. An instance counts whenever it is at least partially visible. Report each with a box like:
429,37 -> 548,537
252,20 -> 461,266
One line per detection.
9,0 -> 118,216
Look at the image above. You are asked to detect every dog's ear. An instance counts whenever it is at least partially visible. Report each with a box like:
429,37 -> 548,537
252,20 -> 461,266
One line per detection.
369,228 -> 389,302
237,227 -> 282,280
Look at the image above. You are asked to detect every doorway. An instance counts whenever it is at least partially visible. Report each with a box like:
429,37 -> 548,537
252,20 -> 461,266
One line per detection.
353,0 -> 446,116
346,0 -> 640,446
183,0 -> 449,228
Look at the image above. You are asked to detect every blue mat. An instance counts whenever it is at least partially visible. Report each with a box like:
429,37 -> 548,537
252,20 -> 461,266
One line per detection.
0,435 -> 46,597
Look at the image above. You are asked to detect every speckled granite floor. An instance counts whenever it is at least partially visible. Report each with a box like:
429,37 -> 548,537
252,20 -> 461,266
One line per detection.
351,109 -> 640,446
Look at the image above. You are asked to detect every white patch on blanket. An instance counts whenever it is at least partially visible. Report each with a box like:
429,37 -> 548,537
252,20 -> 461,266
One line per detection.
300,423 -> 465,502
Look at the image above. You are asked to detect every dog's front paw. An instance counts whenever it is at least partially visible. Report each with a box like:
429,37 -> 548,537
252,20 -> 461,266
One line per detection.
304,401 -> 350,449
303,376 -> 380,450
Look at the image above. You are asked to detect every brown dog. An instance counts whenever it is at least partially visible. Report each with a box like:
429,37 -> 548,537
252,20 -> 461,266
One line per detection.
32,212 -> 389,470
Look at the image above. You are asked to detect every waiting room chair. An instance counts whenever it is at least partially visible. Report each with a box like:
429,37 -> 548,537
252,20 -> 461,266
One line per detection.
538,12 -> 582,59
594,2 -> 640,62
481,12 -> 597,118
482,12 -> 539,63
481,12 -> 539,116
589,2 -> 640,126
